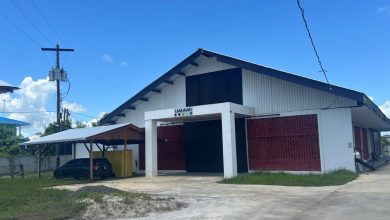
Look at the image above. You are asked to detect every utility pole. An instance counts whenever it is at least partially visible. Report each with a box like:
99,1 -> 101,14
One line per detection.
41,44 -> 74,168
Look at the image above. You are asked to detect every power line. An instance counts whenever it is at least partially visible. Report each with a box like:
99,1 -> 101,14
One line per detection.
296,0 -> 331,90
61,77 -> 71,100
0,10 -> 42,47
4,111 -> 56,114
10,0 -> 53,46
30,0 -> 68,47
69,111 -> 97,119
1,2 -> 53,67
41,51 -> 53,67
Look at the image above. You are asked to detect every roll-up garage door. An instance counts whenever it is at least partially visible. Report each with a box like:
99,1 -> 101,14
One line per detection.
247,114 -> 321,171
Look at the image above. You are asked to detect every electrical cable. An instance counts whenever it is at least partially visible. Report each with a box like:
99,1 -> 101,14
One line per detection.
3,111 -> 56,114
30,0 -> 68,47
30,0 -> 72,69
0,8 -> 52,67
69,111 -> 97,119
296,0 -> 340,108
10,0 -> 53,46
296,0 -> 331,89
61,77 -> 71,100
0,9 -> 42,47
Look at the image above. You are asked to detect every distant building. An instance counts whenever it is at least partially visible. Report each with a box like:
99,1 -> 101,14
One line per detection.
0,117 -> 29,137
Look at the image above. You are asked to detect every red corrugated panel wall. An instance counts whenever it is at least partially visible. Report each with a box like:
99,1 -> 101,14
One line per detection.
375,131 -> 382,156
354,126 -> 362,155
354,126 -> 370,160
247,114 -> 321,171
361,128 -> 369,160
139,125 -> 185,170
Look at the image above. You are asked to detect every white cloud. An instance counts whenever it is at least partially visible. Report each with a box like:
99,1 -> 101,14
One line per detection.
368,96 -> 374,101
101,53 -> 113,63
379,100 -> 390,118
85,111 -> 107,127
62,101 -> 86,113
377,6 -> 387,13
119,61 -> 128,66
0,77 -> 86,137
377,6 -> 390,15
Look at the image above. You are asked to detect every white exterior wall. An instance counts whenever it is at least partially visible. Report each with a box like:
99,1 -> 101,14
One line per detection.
116,58 -> 235,127
318,108 -> 355,172
73,143 -> 90,158
109,57 -> 360,173
116,76 -> 186,127
117,59 -> 357,127
242,69 -> 357,115
115,144 -> 139,172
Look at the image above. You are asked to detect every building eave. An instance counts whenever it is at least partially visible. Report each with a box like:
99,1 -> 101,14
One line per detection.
101,49 -> 389,126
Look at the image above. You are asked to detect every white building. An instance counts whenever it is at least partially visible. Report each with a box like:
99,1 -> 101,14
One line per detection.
92,49 -> 389,178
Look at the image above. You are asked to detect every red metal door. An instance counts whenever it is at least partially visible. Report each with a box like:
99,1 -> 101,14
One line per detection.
361,128 -> 369,160
247,114 -> 321,171
139,125 -> 185,170
354,126 -> 362,156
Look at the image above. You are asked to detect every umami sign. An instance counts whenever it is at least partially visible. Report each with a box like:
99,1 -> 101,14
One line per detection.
174,107 -> 193,117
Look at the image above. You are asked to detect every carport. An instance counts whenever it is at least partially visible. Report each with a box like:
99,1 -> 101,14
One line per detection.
22,124 -> 145,180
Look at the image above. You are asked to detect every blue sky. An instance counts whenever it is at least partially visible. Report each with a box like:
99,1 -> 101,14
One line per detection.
0,0 -> 390,135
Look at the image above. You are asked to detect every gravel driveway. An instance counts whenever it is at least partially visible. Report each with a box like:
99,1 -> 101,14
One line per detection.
58,164 -> 390,220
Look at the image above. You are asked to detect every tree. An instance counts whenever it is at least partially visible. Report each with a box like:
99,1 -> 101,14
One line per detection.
91,113 -> 108,127
43,119 -> 72,136
0,127 -> 29,157
0,127 -> 30,177
382,137 -> 390,147
75,121 -> 87,128
42,118 -> 73,156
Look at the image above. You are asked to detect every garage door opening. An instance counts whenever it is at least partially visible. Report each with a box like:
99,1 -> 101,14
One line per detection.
139,119 -> 248,174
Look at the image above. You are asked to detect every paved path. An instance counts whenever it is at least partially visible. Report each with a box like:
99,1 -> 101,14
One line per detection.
59,165 -> 390,219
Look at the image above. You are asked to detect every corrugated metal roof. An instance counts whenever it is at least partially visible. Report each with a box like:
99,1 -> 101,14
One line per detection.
100,49 -> 390,126
0,117 -> 29,126
0,80 -> 19,94
22,123 -> 129,145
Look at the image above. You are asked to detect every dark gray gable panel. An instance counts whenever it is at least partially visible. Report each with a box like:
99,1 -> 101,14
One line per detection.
186,68 -> 243,106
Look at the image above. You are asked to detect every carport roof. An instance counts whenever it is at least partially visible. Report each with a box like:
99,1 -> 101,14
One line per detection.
22,123 -> 145,146
0,80 -> 19,94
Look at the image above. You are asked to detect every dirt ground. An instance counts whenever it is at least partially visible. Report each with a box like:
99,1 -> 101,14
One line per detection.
58,164 -> 390,220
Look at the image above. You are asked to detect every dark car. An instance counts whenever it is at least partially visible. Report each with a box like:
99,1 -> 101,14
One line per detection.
54,158 -> 114,179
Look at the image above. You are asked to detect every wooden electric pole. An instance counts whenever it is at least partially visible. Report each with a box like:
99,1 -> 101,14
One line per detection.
41,44 -> 74,168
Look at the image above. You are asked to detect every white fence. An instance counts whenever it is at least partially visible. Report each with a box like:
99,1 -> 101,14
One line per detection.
0,155 -> 73,176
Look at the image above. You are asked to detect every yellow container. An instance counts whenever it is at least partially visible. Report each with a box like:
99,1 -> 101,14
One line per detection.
93,150 -> 132,177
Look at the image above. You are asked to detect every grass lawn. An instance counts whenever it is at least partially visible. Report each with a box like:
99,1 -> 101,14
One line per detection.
0,172 -> 89,220
0,173 -> 183,220
219,170 -> 358,186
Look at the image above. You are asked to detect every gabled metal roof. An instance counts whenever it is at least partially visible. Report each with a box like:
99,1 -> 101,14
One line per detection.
100,49 -> 390,125
0,117 -> 29,126
0,80 -> 19,94
22,123 -> 144,146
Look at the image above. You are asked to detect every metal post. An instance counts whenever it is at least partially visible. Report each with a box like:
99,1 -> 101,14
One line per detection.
124,139 -> 127,177
89,141 -> 93,180
73,143 -> 76,159
38,145 -> 42,178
